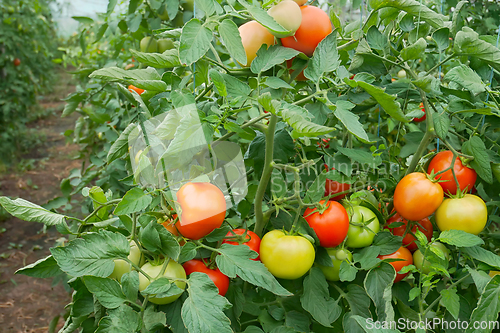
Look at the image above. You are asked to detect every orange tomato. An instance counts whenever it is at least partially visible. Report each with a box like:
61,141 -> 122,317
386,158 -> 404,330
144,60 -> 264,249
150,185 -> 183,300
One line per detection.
378,246 -> 413,283
238,21 -> 275,67
128,85 -> 145,95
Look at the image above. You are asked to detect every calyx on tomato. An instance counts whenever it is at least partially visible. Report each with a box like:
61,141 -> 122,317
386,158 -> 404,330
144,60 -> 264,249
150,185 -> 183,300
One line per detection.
222,229 -> 261,260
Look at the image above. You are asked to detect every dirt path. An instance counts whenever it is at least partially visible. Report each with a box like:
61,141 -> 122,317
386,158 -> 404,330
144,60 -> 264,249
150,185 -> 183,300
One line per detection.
0,68 -> 82,332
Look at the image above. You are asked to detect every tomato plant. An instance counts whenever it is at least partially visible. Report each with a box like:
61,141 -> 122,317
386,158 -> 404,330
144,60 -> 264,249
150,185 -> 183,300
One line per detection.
183,259 -> 229,296
427,150 -> 477,195
385,213 -> 433,252
303,200 -> 349,247
378,246 -> 413,283
345,205 -> 380,248
222,228 -> 261,260
435,194 -> 488,235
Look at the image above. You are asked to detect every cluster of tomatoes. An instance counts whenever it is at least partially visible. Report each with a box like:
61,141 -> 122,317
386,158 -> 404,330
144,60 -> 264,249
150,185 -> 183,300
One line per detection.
238,0 -> 332,69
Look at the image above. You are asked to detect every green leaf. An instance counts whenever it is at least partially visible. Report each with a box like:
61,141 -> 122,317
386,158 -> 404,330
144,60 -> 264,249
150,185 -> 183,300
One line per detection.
209,69 -> 227,97
251,45 -> 299,74
300,268 -> 341,327
408,286 -> 420,302
264,77 -> 293,89
140,221 -> 180,260
444,64 -> 486,95
356,81 -> 408,122
244,4 -> 289,36
216,244 -> 292,296
218,19 -> 247,66
303,172 -> 327,204
280,102 -> 334,137
332,100 -> 371,142
130,49 -> 180,68
141,277 -> 183,298
179,18 -> 212,66
467,267 -> 491,294
432,27 -> 450,52
364,262 -> 395,322
144,305 -> 166,331
400,38 -> 427,61
194,0 -> 216,17
181,273 -> 232,333
304,32 -> 340,82
366,26 -> 389,50
96,304 -> 141,333
368,0 -> 446,28
462,136 -> 493,184
440,288 -> 460,320
90,66 -> 161,81
107,123 -> 136,163
337,147 -> 382,167
339,261 -> 358,282
466,276 -> 500,333
15,255 -> 62,278
160,297 -> 189,333
271,169 -> 287,199
121,271 -> 140,302
0,197 -> 66,226
62,92 -> 86,117
179,242 -> 198,264
51,230 -> 129,277
114,188 -> 153,215
462,246 -> 500,269
72,16 -> 94,24
439,230 -> 484,247
434,112 -> 450,139
83,276 -> 128,309
454,27 -> 500,73
372,232 -> 404,255
221,73 -> 251,98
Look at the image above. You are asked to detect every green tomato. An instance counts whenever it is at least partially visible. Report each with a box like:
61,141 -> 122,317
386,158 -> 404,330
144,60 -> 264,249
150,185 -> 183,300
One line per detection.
108,242 -> 144,282
182,0 -> 194,12
318,248 -> 352,281
397,69 -> 407,79
138,260 -> 186,304
413,242 -> 450,274
260,229 -> 315,280
158,5 -> 169,20
140,37 -> 158,53
158,39 -> 175,53
492,163 -> 500,183
267,0 -> 302,38
345,205 -> 380,248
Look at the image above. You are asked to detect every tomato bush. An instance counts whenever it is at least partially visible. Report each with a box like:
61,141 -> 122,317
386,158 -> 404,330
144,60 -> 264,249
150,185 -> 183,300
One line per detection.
3,0 -> 500,332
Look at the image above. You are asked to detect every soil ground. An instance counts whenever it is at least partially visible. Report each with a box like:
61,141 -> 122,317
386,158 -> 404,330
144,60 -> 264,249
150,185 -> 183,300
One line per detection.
0,68 -> 82,332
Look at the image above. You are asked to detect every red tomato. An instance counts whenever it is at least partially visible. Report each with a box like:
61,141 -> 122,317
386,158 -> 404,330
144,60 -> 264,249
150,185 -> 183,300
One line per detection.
128,85 -> 145,95
385,213 -> 433,252
281,6 -> 333,56
182,259 -> 229,296
13,58 -> 21,66
222,229 -> 261,260
175,182 -> 226,240
303,200 -> 349,247
413,102 -> 426,122
323,164 -> 350,201
427,150 -> 477,195
393,173 -> 443,221
378,246 -> 413,283
238,20 -> 275,67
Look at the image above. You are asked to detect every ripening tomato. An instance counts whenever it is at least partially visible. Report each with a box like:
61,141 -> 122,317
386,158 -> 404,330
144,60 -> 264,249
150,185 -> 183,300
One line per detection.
413,242 -> 449,274
303,200 -> 349,248
427,151 -> 477,195
323,164 -> 350,201
158,38 -> 175,52
108,241 -> 144,282
281,6 -> 332,56
393,173 -> 443,221
183,259 -> 229,296
222,229 -> 261,260
260,230 -> 315,279
435,194 -> 487,235
175,182 -> 226,240
13,58 -> 21,66
267,0 -> 302,38
138,260 -> 186,304
413,102 -> 426,122
385,213 -> 433,252
345,205 -> 380,248
317,248 -> 352,281
238,21 -> 275,67
378,246 -> 413,283
128,85 -> 145,95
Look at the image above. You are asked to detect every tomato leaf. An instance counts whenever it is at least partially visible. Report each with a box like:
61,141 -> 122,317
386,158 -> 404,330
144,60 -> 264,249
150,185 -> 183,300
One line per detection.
433,111 -> 451,139
121,271 -> 140,302
144,304 -> 167,331
181,272 -> 232,333
467,267 -> 491,294
359,81 -> 409,123
179,18 -> 212,66
209,69 -> 227,97
339,261 -> 358,282
107,123 -> 136,163
194,0 -> 216,17
432,27 -> 450,52
364,262 -> 396,322
130,49 -> 180,68
303,172 -> 327,204
62,92 -> 86,117
400,38 -> 427,61
462,246 -> 500,269
141,277 -> 183,298
251,45 -> 299,74
354,246 -> 381,270
15,255 -> 63,278
366,26 -> 389,51
280,102 -> 334,137
368,0 -> 447,28
444,64 -> 486,95
439,230 -> 484,247
216,244 -> 292,296
140,221 -> 180,260
51,230 -> 129,278
244,4 -> 289,36
454,27 -> 500,73
160,296 -> 189,333
304,32 -> 340,82
205,224 -> 232,242
83,276 -> 128,309
372,232 -> 404,255
467,276 -> 500,332
114,188 -> 153,215
179,242 -> 198,264
440,288 -> 460,320
300,268 -> 341,327
0,197 -> 66,226
218,19 -> 247,66
271,169 -> 287,199
95,304 -> 141,333
331,100 -> 372,143
462,136 -> 493,184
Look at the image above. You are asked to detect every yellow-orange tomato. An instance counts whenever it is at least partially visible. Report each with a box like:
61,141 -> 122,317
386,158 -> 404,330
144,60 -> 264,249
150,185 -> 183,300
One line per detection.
238,21 -> 275,67
128,85 -> 145,95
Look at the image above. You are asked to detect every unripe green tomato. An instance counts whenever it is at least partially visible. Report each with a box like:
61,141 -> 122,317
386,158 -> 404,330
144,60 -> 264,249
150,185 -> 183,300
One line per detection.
260,229 -> 315,279
158,5 -> 169,20
182,0 -> 194,12
318,248 -> 352,281
413,242 -> 450,274
108,242 -> 144,281
492,163 -> 500,183
397,69 -> 406,79
158,38 -> 175,53
267,0 -> 302,38
138,260 -> 186,304
140,37 -> 158,53
345,205 -> 380,248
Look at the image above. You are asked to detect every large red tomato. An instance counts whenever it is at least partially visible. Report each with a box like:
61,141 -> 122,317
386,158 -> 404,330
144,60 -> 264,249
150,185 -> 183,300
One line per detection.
238,21 -> 275,67
378,246 -> 413,283
182,259 -> 229,296
222,229 -> 261,260
175,182 -> 226,240
385,213 -> 433,252
393,173 -> 443,221
427,150 -> 477,195
281,6 -> 332,56
303,200 -> 349,247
